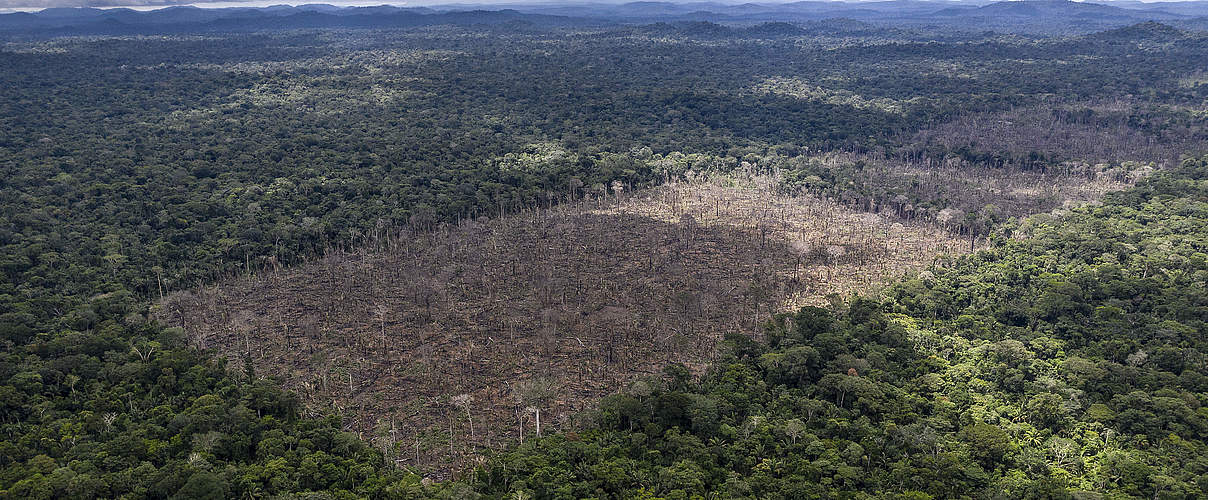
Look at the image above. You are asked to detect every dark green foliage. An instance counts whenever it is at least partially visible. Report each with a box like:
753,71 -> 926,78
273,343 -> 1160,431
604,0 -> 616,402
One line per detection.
2,19 -> 1208,500
469,160 -> 1208,499
0,319 -> 436,498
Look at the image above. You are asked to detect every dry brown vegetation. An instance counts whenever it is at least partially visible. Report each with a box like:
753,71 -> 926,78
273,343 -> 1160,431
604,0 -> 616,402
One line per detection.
159,174 -> 971,475
910,99 -> 1208,168
785,150 -> 1141,221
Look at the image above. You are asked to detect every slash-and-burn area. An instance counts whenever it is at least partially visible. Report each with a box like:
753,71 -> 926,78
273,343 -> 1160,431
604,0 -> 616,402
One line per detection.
160,174 -> 971,474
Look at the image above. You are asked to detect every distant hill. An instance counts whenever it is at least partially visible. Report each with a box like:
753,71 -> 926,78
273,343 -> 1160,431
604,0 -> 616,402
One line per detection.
3,0 -> 1208,36
629,20 -> 810,38
947,0 -> 1183,20
1088,19 -> 1188,40
0,5 -> 599,35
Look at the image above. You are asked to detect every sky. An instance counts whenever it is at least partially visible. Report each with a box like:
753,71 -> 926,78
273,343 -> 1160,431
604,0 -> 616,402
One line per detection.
0,0 -> 1175,13
0,0 -> 622,11
2,0 -> 647,9
0,0 -> 413,9
0,0 -> 978,12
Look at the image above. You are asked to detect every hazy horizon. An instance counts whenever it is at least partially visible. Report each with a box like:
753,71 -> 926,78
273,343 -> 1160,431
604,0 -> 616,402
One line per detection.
0,0 -> 1188,14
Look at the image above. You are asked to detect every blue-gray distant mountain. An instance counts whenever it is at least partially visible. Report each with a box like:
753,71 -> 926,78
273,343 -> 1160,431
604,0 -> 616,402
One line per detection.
3,0 -> 1208,37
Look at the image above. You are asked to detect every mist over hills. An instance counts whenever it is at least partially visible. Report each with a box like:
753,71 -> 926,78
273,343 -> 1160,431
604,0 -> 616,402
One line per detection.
4,0 -> 1208,36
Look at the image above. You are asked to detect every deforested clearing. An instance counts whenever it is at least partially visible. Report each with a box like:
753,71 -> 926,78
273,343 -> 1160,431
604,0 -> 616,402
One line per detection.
159,174 -> 971,474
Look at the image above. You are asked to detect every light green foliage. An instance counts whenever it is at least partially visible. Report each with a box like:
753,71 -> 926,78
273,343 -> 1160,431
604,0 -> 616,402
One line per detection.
2,19 -> 1207,500
470,160 -> 1208,498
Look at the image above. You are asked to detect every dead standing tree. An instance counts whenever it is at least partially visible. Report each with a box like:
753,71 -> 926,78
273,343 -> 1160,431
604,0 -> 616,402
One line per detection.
158,173 -> 971,475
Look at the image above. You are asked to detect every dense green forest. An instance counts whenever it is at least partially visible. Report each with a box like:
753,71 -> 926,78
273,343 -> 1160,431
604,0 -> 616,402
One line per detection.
1,13 -> 1207,500
466,158 -> 1208,499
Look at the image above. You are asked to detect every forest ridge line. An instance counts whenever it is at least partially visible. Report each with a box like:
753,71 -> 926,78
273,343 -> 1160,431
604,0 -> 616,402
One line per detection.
5,0 -> 1208,35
